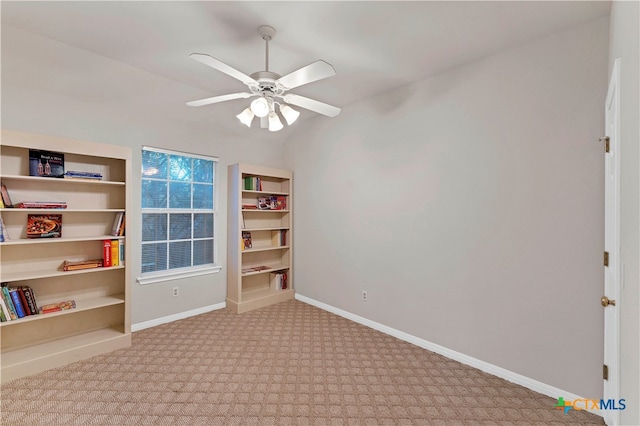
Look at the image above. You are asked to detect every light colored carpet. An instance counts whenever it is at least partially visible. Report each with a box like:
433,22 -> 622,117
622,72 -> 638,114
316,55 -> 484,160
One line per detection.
1,299 -> 604,425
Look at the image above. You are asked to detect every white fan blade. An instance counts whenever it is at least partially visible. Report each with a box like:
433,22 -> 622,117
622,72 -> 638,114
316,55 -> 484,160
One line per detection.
283,94 -> 341,117
190,53 -> 258,86
186,92 -> 253,107
277,60 -> 336,90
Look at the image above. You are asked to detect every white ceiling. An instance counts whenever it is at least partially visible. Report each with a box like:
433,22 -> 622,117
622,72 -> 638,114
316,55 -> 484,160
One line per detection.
2,1 -> 611,137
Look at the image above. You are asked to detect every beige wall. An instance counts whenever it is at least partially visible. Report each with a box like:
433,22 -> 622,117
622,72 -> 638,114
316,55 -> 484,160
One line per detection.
287,17 -> 610,398
609,1 -> 640,424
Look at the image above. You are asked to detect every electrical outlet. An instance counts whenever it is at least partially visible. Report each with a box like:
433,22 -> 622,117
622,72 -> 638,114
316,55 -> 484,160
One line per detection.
362,290 -> 368,302
172,287 -> 179,297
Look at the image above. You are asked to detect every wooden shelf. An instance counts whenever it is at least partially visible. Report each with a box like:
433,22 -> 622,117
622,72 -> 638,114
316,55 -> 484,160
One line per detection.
0,294 -> 125,327
241,264 -> 290,277
242,190 -> 289,196
242,209 -> 290,213
0,129 -> 131,383
0,235 -> 124,246
228,163 -> 293,314
1,266 -> 124,282
1,208 -> 124,213
0,174 -> 125,186
242,245 -> 289,254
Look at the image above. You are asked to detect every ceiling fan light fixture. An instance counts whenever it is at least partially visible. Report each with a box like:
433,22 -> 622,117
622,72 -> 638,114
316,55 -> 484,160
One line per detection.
236,108 -> 254,127
268,111 -> 284,132
250,97 -> 270,117
279,104 -> 300,125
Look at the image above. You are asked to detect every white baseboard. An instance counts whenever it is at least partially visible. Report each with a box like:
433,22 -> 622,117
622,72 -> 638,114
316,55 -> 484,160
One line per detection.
295,293 -> 603,418
131,302 -> 226,332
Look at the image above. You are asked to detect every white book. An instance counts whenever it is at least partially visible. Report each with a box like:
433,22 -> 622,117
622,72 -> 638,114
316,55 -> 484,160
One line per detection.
0,214 -> 9,242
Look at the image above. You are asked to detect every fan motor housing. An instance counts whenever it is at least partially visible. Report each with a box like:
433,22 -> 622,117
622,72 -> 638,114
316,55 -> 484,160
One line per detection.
251,71 -> 282,94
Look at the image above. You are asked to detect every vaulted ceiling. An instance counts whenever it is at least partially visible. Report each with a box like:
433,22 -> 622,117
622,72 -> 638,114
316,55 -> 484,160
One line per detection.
2,1 -> 611,137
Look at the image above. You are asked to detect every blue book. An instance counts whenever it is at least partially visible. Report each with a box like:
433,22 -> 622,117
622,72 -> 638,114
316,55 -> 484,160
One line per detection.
9,289 -> 26,318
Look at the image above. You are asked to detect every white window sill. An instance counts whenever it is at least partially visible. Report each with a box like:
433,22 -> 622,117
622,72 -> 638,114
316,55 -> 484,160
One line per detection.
137,265 -> 222,285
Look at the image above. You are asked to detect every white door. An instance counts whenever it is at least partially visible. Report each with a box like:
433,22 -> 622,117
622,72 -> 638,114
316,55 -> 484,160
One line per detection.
602,58 -> 621,426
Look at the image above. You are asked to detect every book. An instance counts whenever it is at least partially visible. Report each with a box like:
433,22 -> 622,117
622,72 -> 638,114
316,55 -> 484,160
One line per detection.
63,259 -> 103,271
118,214 -> 126,236
64,171 -> 103,180
0,214 -> 9,242
103,240 -> 112,267
40,300 -> 76,314
16,201 -> 67,209
111,240 -> 119,266
27,214 -> 62,238
9,288 -> 26,318
118,239 -> 125,266
17,287 -> 32,316
29,149 -> 65,178
258,196 -> 270,210
111,212 -> 124,236
242,231 -> 252,249
0,183 -> 13,207
21,286 -> 39,315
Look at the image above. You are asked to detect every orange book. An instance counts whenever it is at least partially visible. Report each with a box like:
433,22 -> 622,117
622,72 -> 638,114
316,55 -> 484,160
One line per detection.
111,240 -> 119,266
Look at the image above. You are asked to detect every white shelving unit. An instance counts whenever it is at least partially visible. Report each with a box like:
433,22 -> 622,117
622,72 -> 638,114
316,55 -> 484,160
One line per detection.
0,129 -> 131,383
227,163 -> 293,313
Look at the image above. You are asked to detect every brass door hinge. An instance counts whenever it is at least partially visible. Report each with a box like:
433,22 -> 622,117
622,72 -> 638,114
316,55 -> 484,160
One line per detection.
604,251 -> 609,267
599,136 -> 610,153
603,364 -> 609,381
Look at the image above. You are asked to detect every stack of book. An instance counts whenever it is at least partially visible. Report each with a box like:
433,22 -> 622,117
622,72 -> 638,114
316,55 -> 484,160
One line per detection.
63,259 -> 103,271
243,176 -> 262,191
102,239 -> 125,267
0,283 -> 39,321
271,271 -> 288,290
0,283 -> 73,320
111,212 -> 125,237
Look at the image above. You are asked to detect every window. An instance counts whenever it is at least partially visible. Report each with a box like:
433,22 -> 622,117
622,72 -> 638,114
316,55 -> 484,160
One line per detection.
138,147 -> 220,284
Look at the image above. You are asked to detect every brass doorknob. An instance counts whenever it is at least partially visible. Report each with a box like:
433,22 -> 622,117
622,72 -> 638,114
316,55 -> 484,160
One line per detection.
601,296 -> 616,307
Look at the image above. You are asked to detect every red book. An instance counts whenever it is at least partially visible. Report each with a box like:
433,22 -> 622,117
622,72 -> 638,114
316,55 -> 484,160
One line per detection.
103,240 -> 112,267
18,287 -> 32,315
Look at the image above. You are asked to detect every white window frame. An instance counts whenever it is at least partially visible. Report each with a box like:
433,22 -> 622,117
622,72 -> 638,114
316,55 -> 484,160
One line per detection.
137,146 -> 221,285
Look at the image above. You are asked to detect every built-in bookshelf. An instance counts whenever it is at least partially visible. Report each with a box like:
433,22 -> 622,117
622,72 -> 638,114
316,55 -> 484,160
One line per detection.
227,163 -> 293,313
0,129 -> 131,383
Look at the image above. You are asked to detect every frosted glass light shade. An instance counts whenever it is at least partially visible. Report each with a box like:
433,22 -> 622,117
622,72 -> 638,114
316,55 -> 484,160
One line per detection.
268,112 -> 284,132
236,108 -> 254,127
279,104 -> 300,125
250,97 -> 270,117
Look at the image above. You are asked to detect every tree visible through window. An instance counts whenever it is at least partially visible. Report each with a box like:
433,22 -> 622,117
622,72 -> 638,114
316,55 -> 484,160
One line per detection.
141,147 -> 217,276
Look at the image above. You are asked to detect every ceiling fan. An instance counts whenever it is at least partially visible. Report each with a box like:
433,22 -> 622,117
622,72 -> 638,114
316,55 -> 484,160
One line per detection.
187,25 -> 341,131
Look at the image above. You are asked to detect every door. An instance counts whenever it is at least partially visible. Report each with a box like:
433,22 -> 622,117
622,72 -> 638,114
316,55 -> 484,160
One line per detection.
602,58 -> 621,426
